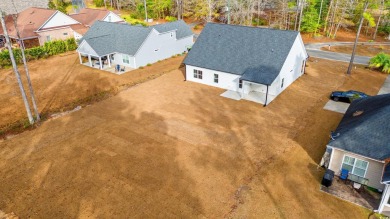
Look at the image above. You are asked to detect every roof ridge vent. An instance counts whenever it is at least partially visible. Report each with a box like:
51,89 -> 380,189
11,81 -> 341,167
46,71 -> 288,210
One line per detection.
353,110 -> 364,117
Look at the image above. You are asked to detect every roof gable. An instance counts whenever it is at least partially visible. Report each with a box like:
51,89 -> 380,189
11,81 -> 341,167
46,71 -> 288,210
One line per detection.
328,94 -> 390,160
70,8 -> 122,27
39,11 -> 80,30
80,20 -> 193,57
183,23 -> 300,85
0,7 -> 57,39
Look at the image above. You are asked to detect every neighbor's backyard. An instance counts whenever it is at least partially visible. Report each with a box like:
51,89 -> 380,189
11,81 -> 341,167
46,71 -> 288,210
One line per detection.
0,50 -> 387,218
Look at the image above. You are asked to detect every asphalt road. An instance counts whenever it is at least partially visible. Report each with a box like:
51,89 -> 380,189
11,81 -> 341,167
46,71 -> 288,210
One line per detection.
305,42 -> 390,65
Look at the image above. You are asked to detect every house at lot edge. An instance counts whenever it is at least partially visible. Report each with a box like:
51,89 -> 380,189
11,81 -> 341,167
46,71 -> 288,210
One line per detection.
76,20 -> 193,71
323,93 -> 390,216
183,23 -> 308,106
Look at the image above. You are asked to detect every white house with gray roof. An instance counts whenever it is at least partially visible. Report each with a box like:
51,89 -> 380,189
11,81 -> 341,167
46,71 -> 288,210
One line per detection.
321,94 -> 390,216
183,23 -> 308,105
76,20 -> 193,71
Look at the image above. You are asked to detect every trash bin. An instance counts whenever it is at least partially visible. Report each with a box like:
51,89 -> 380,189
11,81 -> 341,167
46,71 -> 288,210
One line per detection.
321,169 -> 335,187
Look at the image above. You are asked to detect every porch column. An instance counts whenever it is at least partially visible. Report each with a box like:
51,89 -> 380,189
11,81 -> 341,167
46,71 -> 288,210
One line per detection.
78,52 -> 82,64
107,54 -> 111,67
99,57 -> 102,69
88,55 -> 92,67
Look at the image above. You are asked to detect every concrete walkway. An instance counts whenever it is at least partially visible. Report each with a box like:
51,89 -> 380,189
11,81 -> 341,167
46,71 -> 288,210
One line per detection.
305,42 -> 390,65
378,75 -> 390,95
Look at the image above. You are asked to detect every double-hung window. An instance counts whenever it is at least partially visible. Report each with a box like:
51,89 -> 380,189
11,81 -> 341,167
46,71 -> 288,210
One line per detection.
214,74 -> 218,83
194,69 -> 203,79
341,155 -> 368,177
122,54 -> 130,64
239,79 -> 243,89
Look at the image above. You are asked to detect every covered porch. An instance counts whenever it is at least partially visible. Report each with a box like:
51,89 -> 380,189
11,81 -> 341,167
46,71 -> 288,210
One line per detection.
78,52 -> 134,75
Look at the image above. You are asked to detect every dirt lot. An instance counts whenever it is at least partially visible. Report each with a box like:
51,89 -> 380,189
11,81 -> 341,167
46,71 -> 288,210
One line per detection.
0,52 -> 184,131
321,45 -> 390,56
301,30 -> 388,43
0,57 -> 386,218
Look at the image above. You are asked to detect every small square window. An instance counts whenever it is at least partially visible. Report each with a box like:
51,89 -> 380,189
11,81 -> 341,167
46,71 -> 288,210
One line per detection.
214,74 -> 218,83
63,32 -> 68,36
193,69 -> 202,79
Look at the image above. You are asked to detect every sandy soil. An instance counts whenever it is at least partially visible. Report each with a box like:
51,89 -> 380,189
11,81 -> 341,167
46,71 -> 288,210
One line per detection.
0,57 -> 386,218
302,30 -> 388,43
321,45 -> 390,57
0,52 -> 185,130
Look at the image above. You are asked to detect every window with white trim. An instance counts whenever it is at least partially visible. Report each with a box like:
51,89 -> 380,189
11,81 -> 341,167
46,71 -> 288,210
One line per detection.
63,32 -> 68,36
341,155 -> 368,177
239,79 -> 243,89
122,54 -> 130,64
108,15 -> 112,22
46,35 -> 51,42
214,74 -> 218,83
194,69 -> 202,79
281,78 -> 284,88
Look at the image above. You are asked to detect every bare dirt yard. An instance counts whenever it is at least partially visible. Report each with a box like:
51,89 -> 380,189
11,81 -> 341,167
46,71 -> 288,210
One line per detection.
321,45 -> 390,57
0,52 -> 184,133
0,57 -> 386,218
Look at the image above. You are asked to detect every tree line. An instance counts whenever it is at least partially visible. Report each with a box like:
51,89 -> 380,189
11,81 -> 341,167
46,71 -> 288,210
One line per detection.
48,0 -> 390,39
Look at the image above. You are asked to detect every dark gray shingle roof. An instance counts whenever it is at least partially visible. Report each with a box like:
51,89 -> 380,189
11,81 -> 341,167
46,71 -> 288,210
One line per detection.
183,23 -> 300,85
81,20 -> 193,56
328,94 -> 390,161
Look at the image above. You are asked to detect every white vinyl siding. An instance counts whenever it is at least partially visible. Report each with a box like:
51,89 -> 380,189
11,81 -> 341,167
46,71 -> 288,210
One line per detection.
328,147 -> 385,190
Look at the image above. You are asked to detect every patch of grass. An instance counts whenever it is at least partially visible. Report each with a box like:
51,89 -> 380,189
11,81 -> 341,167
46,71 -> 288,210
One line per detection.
146,63 -> 152,66
121,15 -> 147,26
0,71 -> 170,139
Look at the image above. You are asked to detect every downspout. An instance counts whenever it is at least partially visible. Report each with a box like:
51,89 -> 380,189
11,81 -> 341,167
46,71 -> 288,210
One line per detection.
263,85 -> 269,107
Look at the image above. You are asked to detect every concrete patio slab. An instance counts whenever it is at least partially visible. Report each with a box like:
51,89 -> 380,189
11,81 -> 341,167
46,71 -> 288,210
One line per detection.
320,178 -> 381,210
378,75 -> 390,95
220,90 -> 241,100
323,100 -> 350,114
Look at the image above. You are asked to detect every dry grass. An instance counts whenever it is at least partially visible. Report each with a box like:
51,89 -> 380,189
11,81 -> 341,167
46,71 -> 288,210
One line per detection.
0,52 -> 185,136
0,56 -> 386,218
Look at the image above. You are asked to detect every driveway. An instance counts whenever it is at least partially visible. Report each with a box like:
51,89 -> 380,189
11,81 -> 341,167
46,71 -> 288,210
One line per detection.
305,42 -> 390,64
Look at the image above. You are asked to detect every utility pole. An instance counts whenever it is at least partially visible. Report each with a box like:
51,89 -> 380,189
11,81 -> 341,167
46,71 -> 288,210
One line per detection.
11,13 -> 40,121
297,0 -> 305,31
347,0 -> 369,75
0,10 -> 34,124
143,0 -> 148,22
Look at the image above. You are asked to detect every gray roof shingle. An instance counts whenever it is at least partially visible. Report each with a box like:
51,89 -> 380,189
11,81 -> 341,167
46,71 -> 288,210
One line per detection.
81,20 -> 193,56
183,23 -> 300,85
328,94 -> 390,161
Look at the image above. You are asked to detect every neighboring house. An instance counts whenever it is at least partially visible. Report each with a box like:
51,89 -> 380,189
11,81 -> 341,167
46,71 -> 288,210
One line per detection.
323,94 -> 390,216
69,8 -> 124,40
76,20 -> 193,71
0,7 -> 80,48
183,23 -> 308,106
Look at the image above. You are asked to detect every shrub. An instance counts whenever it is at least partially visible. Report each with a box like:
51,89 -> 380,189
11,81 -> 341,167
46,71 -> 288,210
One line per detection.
165,16 -> 177,22
369,52 -> 390,74
146,63 -> 152,66
0,38 -> 77,68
